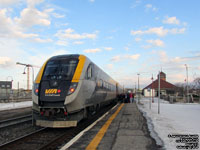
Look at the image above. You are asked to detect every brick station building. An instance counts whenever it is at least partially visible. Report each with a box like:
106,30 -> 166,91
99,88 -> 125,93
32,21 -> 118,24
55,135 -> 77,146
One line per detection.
143,72 -> 177,96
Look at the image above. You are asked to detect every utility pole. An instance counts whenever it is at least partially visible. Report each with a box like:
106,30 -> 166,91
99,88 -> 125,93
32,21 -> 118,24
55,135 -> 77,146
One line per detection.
137,73 -> 140,103
151,74 -> 154,103
158,71 -> 160,114
18,82 -> 19,100
16,62 -> 39,90
135,82 -> 136,95
185,64 -> 189,103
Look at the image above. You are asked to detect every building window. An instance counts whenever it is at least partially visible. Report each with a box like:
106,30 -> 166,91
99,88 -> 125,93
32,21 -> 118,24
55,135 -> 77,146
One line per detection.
7,85 -> 10,88
2,85 -> 5,88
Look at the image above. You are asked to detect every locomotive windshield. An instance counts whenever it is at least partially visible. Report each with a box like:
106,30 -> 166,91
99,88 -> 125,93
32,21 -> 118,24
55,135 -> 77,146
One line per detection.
43,59 -> 78,80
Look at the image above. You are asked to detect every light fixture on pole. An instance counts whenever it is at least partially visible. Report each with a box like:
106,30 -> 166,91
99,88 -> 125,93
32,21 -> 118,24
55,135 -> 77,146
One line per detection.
16,62 -> 38,90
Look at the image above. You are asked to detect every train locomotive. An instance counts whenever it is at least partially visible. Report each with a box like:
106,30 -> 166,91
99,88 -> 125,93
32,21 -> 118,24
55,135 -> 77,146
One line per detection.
32,54 -> 122,128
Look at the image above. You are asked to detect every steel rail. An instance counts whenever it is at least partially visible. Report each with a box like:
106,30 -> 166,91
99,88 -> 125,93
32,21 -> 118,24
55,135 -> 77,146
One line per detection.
0,128 -> 46,148
0,114 -> 32,129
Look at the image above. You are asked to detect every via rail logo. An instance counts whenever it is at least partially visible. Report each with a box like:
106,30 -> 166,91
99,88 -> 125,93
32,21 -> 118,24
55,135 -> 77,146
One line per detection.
45,89 -> 60,96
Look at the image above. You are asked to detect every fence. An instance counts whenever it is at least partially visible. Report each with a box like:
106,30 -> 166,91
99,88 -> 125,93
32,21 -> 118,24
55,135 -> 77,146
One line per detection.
160,94 -> 200,104
0,90 -> 32,103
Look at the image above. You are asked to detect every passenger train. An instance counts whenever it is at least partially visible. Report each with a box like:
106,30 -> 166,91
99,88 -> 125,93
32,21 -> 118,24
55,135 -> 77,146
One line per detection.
32,54 -> 123,127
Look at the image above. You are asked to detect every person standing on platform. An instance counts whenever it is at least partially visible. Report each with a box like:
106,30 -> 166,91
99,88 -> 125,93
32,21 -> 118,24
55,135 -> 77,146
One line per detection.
130,92 -> 133,103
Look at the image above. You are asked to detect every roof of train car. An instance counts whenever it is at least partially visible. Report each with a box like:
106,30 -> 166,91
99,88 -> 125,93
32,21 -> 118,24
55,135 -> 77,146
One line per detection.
49,54 -> 80,60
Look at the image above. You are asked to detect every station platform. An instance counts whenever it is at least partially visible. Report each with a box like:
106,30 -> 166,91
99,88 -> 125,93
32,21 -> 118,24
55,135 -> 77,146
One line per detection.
61,103 -> 158,150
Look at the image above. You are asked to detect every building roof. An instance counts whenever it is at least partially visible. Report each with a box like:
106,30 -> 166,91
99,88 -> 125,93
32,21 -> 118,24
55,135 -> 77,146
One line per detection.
143,79 -> 176,90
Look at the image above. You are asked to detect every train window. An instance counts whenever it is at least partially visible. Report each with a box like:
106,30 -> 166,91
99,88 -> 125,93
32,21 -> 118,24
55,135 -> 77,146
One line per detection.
87,64 -> 92,79
43,59 -> 78,80
97,79 -> 103,87
103,81 -> 106,89
108,84 -> 111,91
106,83 -> 108,89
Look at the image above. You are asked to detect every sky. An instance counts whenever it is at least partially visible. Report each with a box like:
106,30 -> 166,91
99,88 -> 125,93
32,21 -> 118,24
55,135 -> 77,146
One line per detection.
0,0 -> 200,89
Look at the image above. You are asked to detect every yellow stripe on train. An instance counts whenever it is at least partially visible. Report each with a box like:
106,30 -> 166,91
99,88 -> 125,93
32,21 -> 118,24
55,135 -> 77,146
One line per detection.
71,55 -> 86,82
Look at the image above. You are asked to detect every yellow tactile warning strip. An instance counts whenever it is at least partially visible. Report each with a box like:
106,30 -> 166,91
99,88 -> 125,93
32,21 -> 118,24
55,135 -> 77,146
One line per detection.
72,55 -> 86,82
86,103 -> 124,150
35,59 -> 49,84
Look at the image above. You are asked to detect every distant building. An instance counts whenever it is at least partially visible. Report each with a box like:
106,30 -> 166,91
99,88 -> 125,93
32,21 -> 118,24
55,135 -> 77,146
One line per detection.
0,81 -> 12,99
143,72 -> 176,97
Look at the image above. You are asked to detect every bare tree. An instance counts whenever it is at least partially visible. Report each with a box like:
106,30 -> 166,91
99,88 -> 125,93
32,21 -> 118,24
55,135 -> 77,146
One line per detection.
174,83 -> 185,96
193,77 -> 200,94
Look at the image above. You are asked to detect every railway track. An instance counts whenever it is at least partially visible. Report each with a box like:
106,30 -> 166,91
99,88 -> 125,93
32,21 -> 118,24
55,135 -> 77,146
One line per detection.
0,103 -> 117,150
0,114 -> 32,129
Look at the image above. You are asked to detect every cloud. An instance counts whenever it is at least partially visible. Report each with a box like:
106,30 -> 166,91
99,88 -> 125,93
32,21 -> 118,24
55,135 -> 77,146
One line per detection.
105,64 -> 113,70
163,16 -> 180,25
141,45 -> 152,49
56,40 -> 68,46
89,0 -> 95,2
55,28 -> 97,40
157,50 -> 168,63
151,50 -> 200,74
15,7 -> 52,27
52,13 -> 65,18
111,55 -> 121,62
33,38 -> 53,43
0,1 -> 56,42
27,0 -> 44,7
0,56 -> 14,68
145,4 -> 152,8
111,54 -> 140,62
0,0 -> 23,7
84,48 -> 101,53
0,8 -> 39,39
135,37 -> 142,42
104,47 -> 113,51
73,41 -> 84,45
146,39 -> 164,47
131,0 -> 141,8
145,4 -> 157,12
124,47 -> 129,51
130,26 -> 186,37
124,54 -> 140,60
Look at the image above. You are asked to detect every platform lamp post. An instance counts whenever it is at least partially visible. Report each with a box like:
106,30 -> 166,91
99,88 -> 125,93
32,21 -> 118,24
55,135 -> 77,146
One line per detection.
22,66 -> 35,126
22,66 -> 34,90
158,71 -> 160,114
135,82 -> 136,95
151,74 -> 154,103
185,64 -> 189,103
137,73 -> 140,103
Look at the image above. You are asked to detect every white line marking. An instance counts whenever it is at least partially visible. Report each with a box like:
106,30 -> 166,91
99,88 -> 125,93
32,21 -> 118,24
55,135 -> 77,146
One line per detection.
60,104 -> 118,150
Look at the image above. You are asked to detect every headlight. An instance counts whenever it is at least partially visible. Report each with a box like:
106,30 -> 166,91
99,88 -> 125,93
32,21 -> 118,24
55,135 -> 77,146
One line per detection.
34,83 -> 39,96
67,82 -> 78,95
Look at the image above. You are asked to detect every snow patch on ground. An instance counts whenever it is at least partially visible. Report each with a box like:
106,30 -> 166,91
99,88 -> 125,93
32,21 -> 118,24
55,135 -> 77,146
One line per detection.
0,101 -> 32,111
138,97 -> 200,150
